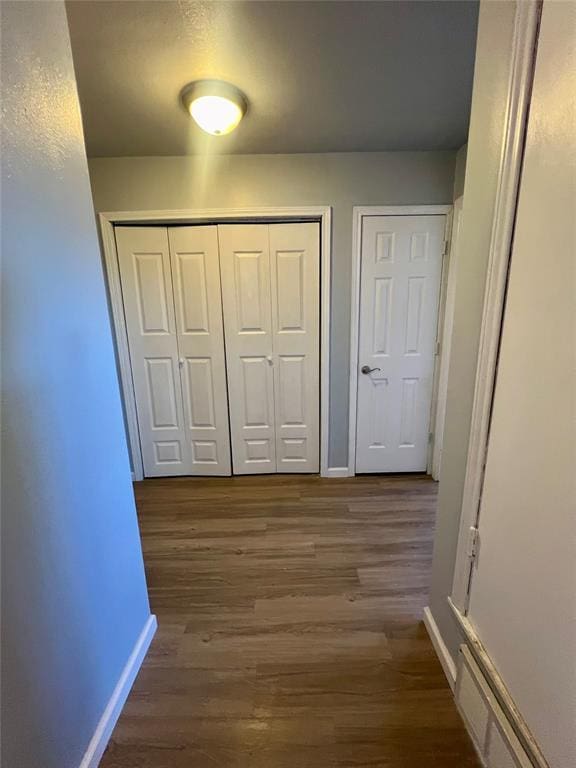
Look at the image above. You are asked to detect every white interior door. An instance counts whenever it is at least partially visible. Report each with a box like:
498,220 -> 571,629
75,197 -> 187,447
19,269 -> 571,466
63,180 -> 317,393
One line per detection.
269,223 -> 320,472
219,223 -> 320,474
355,215 -> 445,473
116,226 -> 190,476
168,226 -> 231,475
219,224 -> 277,474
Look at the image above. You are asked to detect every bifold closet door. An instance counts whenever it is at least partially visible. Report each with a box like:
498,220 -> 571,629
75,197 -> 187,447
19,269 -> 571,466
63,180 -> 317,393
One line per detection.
219,223 -> 320,474
168,226 -> 231,476
116,226 -> 188,476
218,225 -> 276,473
269,223 -> 320,472
116,226 -> 231,477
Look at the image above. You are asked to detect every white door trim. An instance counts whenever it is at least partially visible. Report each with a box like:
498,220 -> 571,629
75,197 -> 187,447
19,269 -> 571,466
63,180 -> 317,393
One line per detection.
451,0 -> 541,612
431,197 -> 462,481
99,207 -> 332,481
348,205 -> 452,476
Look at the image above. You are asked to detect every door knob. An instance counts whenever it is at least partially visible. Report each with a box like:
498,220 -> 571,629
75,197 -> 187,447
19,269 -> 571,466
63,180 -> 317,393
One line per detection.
361,365 -> 381,375
266,355 -> 274,365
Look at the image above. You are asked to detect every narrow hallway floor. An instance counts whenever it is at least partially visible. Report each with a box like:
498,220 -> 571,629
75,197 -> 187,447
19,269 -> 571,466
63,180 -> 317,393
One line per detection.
101,474 -> 479,767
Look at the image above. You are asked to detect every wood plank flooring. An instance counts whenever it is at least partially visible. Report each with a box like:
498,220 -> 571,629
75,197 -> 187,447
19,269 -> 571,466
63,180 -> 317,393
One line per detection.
101,474 -> 479,767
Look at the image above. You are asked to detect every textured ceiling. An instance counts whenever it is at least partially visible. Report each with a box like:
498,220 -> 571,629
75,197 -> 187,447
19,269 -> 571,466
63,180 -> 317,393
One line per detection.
66,0 -> 478,157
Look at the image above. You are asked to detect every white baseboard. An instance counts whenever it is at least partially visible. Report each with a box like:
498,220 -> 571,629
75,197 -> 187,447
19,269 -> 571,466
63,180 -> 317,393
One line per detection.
449,600 -> 549,768
457,645 -> 538,768
423,606 -> 457,690
323,466 -> 352,478
79,614 -> 157,768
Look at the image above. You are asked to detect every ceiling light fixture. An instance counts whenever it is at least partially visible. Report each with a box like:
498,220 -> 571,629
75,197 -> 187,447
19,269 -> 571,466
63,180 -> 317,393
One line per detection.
180,80 -> 248,136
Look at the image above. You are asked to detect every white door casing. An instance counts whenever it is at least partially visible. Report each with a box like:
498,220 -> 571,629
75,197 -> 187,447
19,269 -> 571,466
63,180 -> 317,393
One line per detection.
219,223 -> 320,474
432,198 -> 463,480
168,226 -> 232,475
116,226 -> 190,476
269,223 -> 320,472
355,215 -> 445,473
218,224 -> 277,474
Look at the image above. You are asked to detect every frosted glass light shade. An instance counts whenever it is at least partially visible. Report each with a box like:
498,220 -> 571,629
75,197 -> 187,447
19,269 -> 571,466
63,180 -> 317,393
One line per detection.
180,80 -> 247,136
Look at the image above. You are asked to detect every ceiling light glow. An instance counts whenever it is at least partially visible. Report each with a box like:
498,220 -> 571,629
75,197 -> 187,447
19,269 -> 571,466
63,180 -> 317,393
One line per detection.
180,80 -> 247,136
190,95 -> 243,136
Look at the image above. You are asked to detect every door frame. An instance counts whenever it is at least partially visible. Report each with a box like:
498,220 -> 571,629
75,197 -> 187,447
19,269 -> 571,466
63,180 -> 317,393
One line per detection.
348,205 -> 452,476
98,207 -> 332,481
431,195 -> 463,481
450,0 -> 541,613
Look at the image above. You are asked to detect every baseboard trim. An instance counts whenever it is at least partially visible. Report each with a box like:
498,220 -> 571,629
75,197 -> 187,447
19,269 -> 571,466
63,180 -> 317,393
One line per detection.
448,599 -> 549,768
79,614 -> 157,768
423,606 -> 457,690
323,467 -> 352,478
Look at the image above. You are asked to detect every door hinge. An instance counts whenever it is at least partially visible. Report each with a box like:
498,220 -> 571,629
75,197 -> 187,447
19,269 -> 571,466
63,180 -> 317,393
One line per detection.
443,240 -> 450,256
466,526 -> 480,561
428,431 -> 433,445
435,341 -> 441,356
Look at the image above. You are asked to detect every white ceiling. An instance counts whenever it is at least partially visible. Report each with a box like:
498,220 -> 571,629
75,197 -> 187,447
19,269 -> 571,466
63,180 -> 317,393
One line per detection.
66,0 -> 478,157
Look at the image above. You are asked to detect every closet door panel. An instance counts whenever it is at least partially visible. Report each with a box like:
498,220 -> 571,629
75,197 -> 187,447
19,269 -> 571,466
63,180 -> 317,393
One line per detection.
169,226 -> 231,475
270,223 -> 320,472
116,226 -> 190,476
219,225 -> 276,474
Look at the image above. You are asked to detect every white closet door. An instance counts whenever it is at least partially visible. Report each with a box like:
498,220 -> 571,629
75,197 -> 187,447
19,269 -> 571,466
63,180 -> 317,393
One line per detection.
168,226 -> 231,476
116,226 -> 190,476
269,223 -> 320,472
355,215 -> 444,473
219,225 -> 277,474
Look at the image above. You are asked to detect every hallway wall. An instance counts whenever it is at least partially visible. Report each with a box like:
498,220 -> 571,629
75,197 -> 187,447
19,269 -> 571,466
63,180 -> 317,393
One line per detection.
428,0 -> 520,661
467,2 -> 576,764
1,3 -> 151,766
88,150 -> 456,469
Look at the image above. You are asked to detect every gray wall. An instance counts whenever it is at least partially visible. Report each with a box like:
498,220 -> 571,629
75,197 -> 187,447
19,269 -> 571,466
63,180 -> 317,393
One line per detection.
453,144 -> 468,199
428,0 -> 519,660
88,151 -> 456,467
467,3 -> 576,764
1,3 -> 151,767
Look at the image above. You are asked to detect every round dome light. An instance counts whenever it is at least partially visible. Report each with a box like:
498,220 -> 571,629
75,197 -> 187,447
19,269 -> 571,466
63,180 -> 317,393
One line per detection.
180,80 -> 248,136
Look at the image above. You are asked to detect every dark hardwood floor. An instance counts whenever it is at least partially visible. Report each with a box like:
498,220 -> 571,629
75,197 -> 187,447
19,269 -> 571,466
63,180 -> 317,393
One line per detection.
101,474 -> 479,767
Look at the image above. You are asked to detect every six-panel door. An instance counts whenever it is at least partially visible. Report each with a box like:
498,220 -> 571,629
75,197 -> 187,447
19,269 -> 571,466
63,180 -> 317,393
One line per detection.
355,215 -> 445,473
218,223 -> 320,474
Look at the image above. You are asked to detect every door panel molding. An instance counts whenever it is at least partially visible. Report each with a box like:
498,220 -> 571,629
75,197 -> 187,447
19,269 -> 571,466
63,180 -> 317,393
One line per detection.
349,206 -> 452,475
100,207 -> 331,480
